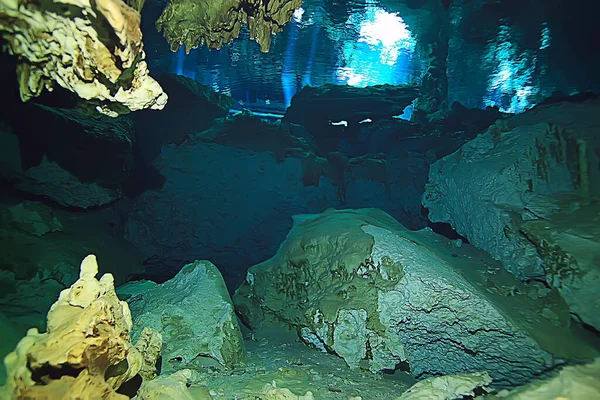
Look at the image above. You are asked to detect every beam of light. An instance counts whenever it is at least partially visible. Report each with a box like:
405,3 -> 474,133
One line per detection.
540,22 -> 551,50
335,6 -> 416,87
483,25 -> 540,113
303,4 -> 323,87
173,47 -> 185,75
172,47 -> 198,79
282,11 -> 300,107
293,7 -> 304,23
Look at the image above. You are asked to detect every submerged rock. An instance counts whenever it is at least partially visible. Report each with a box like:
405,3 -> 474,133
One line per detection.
234,208 -> 597,386
491,358 -> 600,399
128,260 -> 246,372
7,201 -> 62,237
131,74 -> 234,165
422,98 -> 600,330
125,113 -> 428,284
2,105 -> 135,208
518,205 -> 600,333
0,255 -> 146,398
156,0 -> 301,53
284,84 -> 419,137
398,371 -> 492,400
137,369 -> 207,400
0,0 -> 166,115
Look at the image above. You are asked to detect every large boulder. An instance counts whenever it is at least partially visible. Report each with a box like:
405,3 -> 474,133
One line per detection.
399,372 -> 492,400
234,208 -> 597,387
127,260 -> 246,372
422,98 -> 600,330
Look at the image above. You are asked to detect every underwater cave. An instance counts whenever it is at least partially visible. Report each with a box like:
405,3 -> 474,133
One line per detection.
0,0 -> 599,398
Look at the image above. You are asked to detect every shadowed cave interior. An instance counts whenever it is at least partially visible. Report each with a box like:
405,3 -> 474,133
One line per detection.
0,0 -> 599,398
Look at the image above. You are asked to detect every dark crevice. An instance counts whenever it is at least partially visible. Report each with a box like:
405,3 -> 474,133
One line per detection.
571,313 -> 600,336
381,360 -> 411,376
422,206 -> 469,242
116,374 -> 143,397
29,362 -> 84,384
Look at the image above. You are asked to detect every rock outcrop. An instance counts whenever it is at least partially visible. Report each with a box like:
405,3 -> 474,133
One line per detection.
131,73 -> 234,165
0,199 -> 144,331
0,255 -> 145,398
124,113 -> 429,284
128,260 -> 246,372
137,369 -> 208,400
422,98 -> 600,330
398,372 -> 492,400
7,201 -> 63,237
234,208 -> 597,386
2,105 -> 135,208
0,0 -> 167,115
491,358 -> 600,399
284,84 -> 420,138
156,0 -> 301,53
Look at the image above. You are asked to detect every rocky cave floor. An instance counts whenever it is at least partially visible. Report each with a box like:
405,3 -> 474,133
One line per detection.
0,69 -> 599,398
188,327 -> 414,399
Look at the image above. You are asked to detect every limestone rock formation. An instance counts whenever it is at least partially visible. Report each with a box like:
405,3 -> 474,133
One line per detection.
128,260 -> 246,372
422,98 -> 600,330
137,369 -> 208,400
10,157 -> 121,208
492,358 -> 600,399
156,0 -> 302,53
284,84 -> 420,137
131,73 -> 234,165
518,206 -> 600,335
398,372 -> 492,400
135,327 -> 163,381
124,113 -> 429,284
0,0 -> 167,115
1,105 -> 135,208
7,201 -> 62,237
234,208 -> 597,386
0,255 -> 143,398
259,382 -> 315,400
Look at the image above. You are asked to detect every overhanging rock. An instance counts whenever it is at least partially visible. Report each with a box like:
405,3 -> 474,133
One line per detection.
0,0 -> 167,115
156,0 -> 302,53
422,98 -> 600,330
